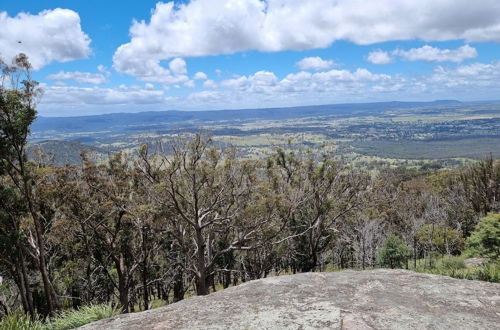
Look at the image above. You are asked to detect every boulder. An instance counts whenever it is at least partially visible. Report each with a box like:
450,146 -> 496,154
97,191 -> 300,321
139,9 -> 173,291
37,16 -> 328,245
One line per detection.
80,269 -> 500,329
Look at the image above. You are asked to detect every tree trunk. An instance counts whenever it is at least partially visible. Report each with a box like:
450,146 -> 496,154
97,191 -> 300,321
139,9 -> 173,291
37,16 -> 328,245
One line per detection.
173,271 -> 184,302
15,250 -> 34,316
413,237 -> 417,269
362,239 -> 366,270
195,228 -> 209,295
141,227 -> 149,310
116,258 -> 129,313
22,177 -> 56,315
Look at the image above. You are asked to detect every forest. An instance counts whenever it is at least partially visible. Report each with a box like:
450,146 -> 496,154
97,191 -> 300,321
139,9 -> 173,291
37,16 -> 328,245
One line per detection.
1,56 -> 500,327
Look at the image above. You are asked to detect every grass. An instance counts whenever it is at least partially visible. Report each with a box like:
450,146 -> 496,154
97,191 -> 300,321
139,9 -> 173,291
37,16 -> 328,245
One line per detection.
409,255 -> 500,283
0,313 -> 43,330
0,304 -> 118,330
46,304 -> 119,329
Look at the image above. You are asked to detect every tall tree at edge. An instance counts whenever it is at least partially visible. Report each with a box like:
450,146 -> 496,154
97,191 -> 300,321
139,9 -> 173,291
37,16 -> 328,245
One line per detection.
0,54 -> 57,314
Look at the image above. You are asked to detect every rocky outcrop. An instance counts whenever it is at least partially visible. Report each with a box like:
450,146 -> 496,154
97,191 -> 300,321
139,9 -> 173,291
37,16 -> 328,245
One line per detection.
80,269 -> 500,329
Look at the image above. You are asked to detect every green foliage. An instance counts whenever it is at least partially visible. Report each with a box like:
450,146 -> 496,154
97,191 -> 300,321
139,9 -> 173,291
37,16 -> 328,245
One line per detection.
0,313 -> 43,330
45,304 -> 119,330
416,224 -> 464,255
409,255 -> 499,283
377,235 -> 409,269
419,262 -> 500,283
0,305 -> 117,330
437,256 -> 466,271
466,213 -> 500,258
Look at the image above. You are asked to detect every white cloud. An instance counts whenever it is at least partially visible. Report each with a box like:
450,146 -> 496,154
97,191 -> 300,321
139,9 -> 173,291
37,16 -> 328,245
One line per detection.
193,71 -> 208,80
203,79 -> 217,88
187,90 -> 223,103
220,68 -> 389,96
394,45 -> 478,62
38,85 -> 168,115
113,0 -> 500,78
0,9 -> 91,69
47,71 -> 108,84
430,61 -> 500,88
97,65 -> 110,74
110,53 -> 189,84
169,57 -> 187,75
367,50 -> 392,64
47,66 -> 111,84
184,80 -> 195,88
39,60 -> 500,115
296,57 -> 335,71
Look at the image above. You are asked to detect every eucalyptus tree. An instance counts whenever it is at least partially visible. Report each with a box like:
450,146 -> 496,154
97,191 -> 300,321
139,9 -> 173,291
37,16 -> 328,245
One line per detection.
0,181 -> 34,316
269,148 -> 368,272
0,54 -> 57,314
140,134 -> 277,295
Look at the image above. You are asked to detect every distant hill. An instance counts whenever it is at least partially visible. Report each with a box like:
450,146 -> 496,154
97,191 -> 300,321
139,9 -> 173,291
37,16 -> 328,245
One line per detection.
27,140 -> 108,166
32,100 -> 462,134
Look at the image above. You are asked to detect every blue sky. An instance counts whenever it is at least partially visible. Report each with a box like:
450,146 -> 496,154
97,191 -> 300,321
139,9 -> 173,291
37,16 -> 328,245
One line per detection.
1,0 -> 500,116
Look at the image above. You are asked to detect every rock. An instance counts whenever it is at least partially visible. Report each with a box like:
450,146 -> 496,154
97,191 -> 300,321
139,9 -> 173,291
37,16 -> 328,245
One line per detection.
79,269 -> 500,330
464,257 -> 487,268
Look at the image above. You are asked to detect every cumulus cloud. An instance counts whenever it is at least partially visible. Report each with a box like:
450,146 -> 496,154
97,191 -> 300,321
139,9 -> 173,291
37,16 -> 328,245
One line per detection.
113,0 -> 500,78
169,57 -> 187,75
184,80 -> 195,88
367,50 -> 393,64
47,66 -> 110,84
38,85 -> 170,115
296,57 -> 335,71
111,54 -> 189,84
203,79 -> 217,88
39,59 -> 500,114
0,9 -> 91,69
193,71 -> 208,80
220,68 -> 390,96
393,45 -> 478,62
430,61 -> 500,88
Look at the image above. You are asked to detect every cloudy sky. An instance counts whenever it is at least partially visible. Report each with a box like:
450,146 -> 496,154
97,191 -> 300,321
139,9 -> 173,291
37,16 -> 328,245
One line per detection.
1,0 -> 500,116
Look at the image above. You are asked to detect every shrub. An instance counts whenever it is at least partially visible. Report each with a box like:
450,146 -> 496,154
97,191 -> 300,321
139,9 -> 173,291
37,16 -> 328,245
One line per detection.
466,213 -> 500,259
377,235 -> 410,269
416,224 -> 464,255
438,256 -> 466,271
0,313 -> 43,330
46,304 -> 119,330
0,304 -> 118,330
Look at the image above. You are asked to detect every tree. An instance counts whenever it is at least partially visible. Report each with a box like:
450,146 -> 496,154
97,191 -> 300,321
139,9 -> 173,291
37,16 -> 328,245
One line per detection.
270,148 -> 367,272
466,213 -> 500,259
141,134 -> 271,295
0,181 -> 34,316
377,235 -> 409,269
0,54 -> 57,314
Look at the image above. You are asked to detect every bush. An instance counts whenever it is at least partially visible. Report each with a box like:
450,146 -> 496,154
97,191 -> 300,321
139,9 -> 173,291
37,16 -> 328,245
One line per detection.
416,224 -> 464,255
0,313 -> 43,330
466,213 -> 500,259
438,256 -> 466,271
421,262 -> 500,283
377,235 -> 410,269
0,304 -> 118,330
46,304 -> 118,330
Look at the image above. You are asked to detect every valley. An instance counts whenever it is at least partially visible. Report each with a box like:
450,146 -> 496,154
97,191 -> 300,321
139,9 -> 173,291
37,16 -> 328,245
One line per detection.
30,100 -> 500,168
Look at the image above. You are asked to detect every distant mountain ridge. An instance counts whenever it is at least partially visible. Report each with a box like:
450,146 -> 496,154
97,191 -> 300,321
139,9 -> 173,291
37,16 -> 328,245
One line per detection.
33,100 -> 462,133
